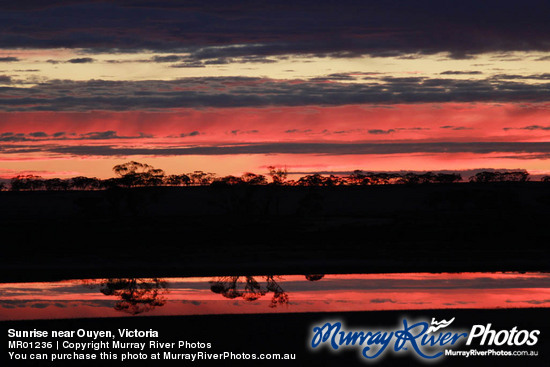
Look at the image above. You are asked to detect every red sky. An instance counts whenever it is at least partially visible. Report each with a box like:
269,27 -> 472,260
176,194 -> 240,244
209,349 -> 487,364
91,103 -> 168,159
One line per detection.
1,102 -> 550,179
1,2 -> 550,178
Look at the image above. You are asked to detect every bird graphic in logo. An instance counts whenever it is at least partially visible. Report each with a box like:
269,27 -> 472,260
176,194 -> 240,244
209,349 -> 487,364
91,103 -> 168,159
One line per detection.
427,317 -> 456,333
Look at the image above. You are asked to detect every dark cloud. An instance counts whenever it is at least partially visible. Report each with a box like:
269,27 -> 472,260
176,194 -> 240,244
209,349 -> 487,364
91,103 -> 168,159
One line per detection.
506,299 -> 550,305
0,75 -> 11,84
149,54 -> 280,67
285,127 -> 422,135
180,131 -> 200,137
203,56 -> 278,65
3,76 -> 550,111
381,76 -> 425,84
395,127 -> 430,131
47,57 -> 95,64
0,1 -> 550,59
4,141 -> 550,158
30,303 -> 49,309
152,55 -> 184,63
397,55 -> 422,60
503,125 -> 550,131
440,71 -> 482,75
310,73 -> 358,82
238,56 -> 278,64
80,131 -> 118,139
334,129 -> 361,134
368,129 -> 395,135
0,133 -> 26,142
29,131 -> 48,137
171,61 -> 205,68
370,299 -> 396,303
0,57 -> 19,62
285,129 -> 312,134
67,57 -> 95,63
79,131 -> 152,139
440,125 -> 473,130
496,153 -> 550,160
204,57 -> 231,65
493,73 -> 550,80
0,130 -> 152,142
230,129 -> 259,135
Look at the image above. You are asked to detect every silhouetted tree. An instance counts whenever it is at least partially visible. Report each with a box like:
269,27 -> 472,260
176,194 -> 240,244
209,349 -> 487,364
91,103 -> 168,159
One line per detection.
434,173 -> 462,183
10,175 -> 44,191
43,178 -> 69,191
143,168 -> 165,186
70,176 -> 101,190
469,170 -> 529,183
347,170 -> 367,185
418,172 -> 438,184
305,274 -> 325,281
469,171 -> 499,183
323,175 -> 344,186
402,172 -> 422,185
113,161 -> 152,176
112,161 -> 165,187
188,171 -> 216,186
164,174 -> 191,186
27,176 -> 44,190
296,174 -> 345,186
369,172 -> 401,185
3,163 -> 488,190
212,175 -> 244,186
241,172 -> 267,185
0,182 -> 6,191
100,177 -> 122,189
500,171 -> 529,182
297,174 -> 325,186
210,276 -> 265,301
265,276 -> 289,308
542,176 -> 550,182
267,166 -> 288,185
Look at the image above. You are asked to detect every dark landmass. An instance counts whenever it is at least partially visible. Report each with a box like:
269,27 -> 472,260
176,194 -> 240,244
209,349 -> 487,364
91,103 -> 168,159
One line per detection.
1,308 -> 548,366
0,183 -> 549,282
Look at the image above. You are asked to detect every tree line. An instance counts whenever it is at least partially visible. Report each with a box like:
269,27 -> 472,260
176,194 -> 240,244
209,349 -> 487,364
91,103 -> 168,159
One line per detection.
2,161 -> 547,191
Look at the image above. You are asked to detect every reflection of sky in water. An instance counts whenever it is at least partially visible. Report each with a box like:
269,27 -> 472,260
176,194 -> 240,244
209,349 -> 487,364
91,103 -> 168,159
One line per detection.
0,273 -> 549,321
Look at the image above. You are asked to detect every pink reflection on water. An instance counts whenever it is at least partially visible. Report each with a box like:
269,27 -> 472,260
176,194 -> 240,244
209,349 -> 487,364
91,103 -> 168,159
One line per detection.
0,272 -> 549,320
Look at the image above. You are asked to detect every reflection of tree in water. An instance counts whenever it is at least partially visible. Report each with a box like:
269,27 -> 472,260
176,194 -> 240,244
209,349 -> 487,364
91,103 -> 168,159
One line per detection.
210,276 -> 288,308
209,274 -> 324,308
305,274 -> 325,281
83,278 -> 168,315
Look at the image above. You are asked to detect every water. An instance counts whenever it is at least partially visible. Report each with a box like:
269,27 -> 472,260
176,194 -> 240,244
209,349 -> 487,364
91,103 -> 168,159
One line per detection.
1,272 -> 549,320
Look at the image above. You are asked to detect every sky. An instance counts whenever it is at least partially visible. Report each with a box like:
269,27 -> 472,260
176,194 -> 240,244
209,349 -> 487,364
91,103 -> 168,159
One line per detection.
1,1 -> 550,179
